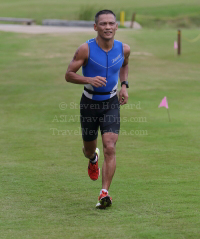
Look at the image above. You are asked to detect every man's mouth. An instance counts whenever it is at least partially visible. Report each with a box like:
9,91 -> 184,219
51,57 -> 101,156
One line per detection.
104,31 -> 112,35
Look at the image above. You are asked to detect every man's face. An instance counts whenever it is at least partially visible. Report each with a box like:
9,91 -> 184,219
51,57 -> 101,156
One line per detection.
94,14 -> 118,40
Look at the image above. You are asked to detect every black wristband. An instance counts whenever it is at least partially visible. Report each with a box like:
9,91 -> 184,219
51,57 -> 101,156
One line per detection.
121,81 -> 129,88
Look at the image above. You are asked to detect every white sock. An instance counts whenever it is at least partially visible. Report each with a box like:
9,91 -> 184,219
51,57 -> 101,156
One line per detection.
100,189 -> 108,195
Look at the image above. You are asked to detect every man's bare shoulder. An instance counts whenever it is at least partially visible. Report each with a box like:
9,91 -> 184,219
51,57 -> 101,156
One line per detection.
72,43 -> 88,62
79,43 -> 89,54
123,43 -> 131,56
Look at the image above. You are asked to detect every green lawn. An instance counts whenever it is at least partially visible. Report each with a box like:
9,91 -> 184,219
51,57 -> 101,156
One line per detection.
0,28 -> 200,238
0,0 -> 200,27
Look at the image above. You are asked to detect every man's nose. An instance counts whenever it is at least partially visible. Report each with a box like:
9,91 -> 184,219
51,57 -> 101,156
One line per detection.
105,23 -> 111,28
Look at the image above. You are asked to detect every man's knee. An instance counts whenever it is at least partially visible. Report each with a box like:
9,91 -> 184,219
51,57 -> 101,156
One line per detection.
103,143 -> 116,157
83,147 -> 95,159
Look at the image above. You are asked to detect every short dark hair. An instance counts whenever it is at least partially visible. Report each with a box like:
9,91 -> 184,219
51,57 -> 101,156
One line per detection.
95,10 -> 116,24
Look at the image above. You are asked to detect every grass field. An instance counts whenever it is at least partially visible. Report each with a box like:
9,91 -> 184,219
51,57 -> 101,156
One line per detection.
0,27 -> 200,238
0,0 -> 200,27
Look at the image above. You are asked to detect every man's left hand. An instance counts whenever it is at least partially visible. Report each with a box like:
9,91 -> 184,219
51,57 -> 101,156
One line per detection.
119,86 -> 128,105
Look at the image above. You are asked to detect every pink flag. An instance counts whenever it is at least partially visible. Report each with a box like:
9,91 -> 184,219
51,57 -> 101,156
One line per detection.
158,96 -> 169,109
174,41 -> 178,49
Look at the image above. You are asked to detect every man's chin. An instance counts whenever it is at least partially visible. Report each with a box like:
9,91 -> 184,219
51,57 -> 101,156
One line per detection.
102,35 -> 114,41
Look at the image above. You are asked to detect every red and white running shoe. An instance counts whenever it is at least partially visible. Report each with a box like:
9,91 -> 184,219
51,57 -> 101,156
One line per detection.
96,190 -> 112,209
88,148 -> 100,181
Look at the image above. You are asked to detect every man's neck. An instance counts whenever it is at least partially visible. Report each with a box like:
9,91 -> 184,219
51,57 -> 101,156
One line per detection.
96,36 -> 114,52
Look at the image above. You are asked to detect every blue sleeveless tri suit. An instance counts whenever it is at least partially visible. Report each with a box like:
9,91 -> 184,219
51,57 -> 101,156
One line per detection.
82,38 -> 124,101
80,38 -> 124,141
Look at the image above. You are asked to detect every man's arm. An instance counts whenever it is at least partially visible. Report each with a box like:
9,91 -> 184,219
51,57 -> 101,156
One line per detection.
119,44 -> 130,105
65,43 -> 107,88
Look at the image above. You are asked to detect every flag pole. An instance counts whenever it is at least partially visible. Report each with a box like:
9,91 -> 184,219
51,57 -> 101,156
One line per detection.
167,109 -> 171,122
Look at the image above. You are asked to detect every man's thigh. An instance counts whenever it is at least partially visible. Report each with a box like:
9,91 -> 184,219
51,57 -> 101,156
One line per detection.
102,132 -> 119,149
99,95 -> 120,136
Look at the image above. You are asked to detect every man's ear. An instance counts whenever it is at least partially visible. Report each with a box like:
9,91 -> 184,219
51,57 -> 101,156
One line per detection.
115,23 -> 118,30
94,23 -> 97,31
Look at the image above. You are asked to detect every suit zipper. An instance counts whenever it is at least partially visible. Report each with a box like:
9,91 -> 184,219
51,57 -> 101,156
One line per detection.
106,52 -> 108,79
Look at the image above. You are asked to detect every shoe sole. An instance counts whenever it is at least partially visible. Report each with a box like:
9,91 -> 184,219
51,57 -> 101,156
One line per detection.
96,196 -> 112,209
95,148 -> 100,158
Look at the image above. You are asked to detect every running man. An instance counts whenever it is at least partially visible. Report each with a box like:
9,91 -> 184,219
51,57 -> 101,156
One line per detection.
65,10 -> 130,209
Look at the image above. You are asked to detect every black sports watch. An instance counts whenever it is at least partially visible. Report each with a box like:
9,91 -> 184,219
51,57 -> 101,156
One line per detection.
121,81 -> 129,88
